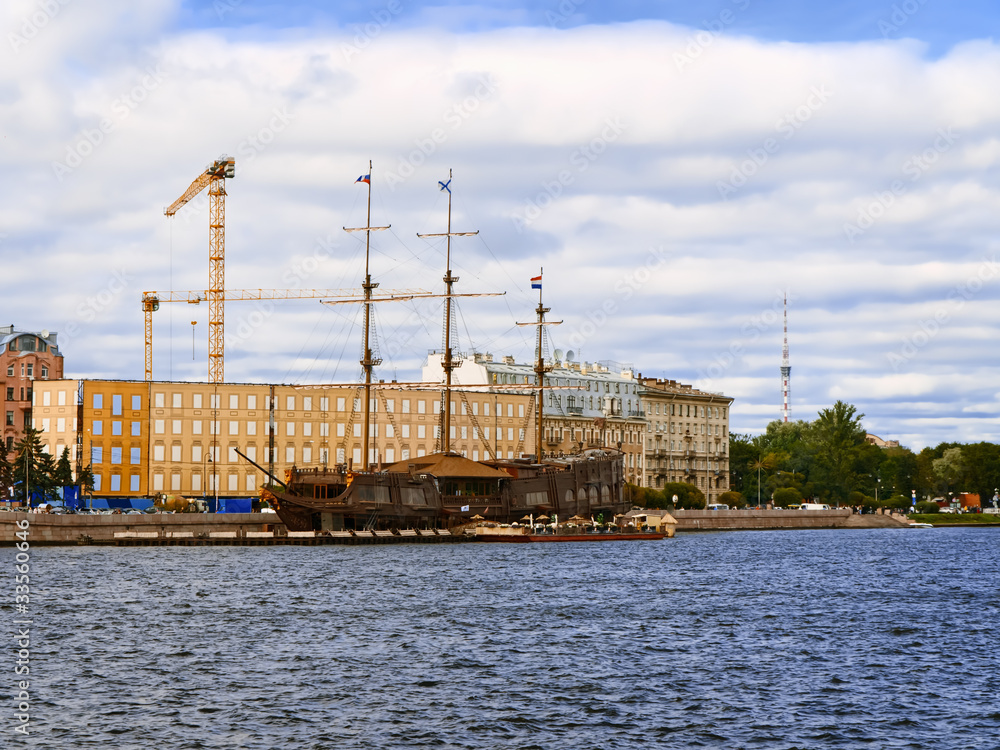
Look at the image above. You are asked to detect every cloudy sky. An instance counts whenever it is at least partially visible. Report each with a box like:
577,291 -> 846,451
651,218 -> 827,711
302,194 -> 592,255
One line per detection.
3,0 -> 999,449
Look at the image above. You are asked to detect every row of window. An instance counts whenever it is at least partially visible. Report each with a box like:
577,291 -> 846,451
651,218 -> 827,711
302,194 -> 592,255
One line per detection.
646,403 -> 727,419
648,422 -> 728,437
5,362 -> 49,377
137,392 -> 527,416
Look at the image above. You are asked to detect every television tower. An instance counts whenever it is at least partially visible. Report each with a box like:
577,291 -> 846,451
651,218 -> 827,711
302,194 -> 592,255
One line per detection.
781,292 -> 791,422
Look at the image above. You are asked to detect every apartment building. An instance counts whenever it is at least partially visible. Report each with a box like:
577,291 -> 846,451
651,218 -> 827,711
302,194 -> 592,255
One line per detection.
2,325 -> 64,455
638,377 -> 733,503
32,379 -> 534,500
423,352 -> 646,486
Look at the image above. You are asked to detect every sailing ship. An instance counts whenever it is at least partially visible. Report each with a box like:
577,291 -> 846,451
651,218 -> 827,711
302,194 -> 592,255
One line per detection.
260,165 -> 632,533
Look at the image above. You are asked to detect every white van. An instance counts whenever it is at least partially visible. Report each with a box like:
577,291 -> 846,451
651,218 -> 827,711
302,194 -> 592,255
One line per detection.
801,503 -> 831,510
706,504 -> 730,511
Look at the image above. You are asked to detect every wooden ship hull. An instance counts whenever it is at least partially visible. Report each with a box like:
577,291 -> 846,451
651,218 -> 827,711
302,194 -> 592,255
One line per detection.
265,449 -> 627,533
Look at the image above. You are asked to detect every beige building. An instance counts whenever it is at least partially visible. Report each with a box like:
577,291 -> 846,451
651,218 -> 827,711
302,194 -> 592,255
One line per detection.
32,379 -> 534,500
638,377 -> 733,503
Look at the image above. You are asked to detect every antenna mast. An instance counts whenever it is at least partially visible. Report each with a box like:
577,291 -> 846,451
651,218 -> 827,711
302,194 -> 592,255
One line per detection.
781,292 -> 791,423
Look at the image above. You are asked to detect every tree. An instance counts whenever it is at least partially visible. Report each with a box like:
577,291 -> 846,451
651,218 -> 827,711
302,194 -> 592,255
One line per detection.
12,428 -> 55,504
0,448 -> 13,502
54,447 -> 74,486
718,490 -> 745,508
772,487 -> 801,506
807,401 -> 868,505
932,446 -> 964,493
661,482 -> 706,510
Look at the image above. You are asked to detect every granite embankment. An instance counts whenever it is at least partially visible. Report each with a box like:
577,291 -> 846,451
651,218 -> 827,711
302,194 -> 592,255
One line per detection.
672,508 -> 909,531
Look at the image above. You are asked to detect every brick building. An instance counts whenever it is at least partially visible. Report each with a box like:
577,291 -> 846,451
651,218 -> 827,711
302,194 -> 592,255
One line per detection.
2,325 -> 64,455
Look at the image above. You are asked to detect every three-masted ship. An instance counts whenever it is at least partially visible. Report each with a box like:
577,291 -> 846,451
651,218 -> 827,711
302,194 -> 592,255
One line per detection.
260,166 -> 629,532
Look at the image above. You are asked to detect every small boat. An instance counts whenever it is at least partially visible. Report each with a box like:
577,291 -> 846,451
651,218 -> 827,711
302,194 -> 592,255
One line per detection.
909,522 -> 934,528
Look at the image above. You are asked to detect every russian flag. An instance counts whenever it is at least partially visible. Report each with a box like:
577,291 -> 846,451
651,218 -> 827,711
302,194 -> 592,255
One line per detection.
355,174 -> 370,184
531,275 -> 542,290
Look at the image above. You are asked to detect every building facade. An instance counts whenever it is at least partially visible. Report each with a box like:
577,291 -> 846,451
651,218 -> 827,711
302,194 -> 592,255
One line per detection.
33,379 -> 534,500
423,352 -> 647,486
2,326 -> 64,455
638,377 -> 733,504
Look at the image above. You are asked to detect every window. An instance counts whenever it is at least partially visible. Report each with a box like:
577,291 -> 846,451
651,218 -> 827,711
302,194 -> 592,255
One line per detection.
131,395 -> 141,411
171,474 -> 181,491
417,400 -> 426,414
154,392 -> 165,408
247,421 -> 256,436
337,397 -> 345,412
93,393 -> 103,409
5,365 -> 11,376
153,474 -> 164,491
303,423 -> 312,437
154,420 -> 165,434
130,447 -> 141,464
92,475 -> 102,492
229,421 -> 239,436
319,423 -> 329,437
130,475 -> 140,492
172,420 -> 181,434
6,387 -> 13,401
286,423 -> 295,436
402,399 -> 410,414
131,422 -> 140,436
337,423 -> 345,437
353,424 -> 361,437
173,393 -> 182,408
92,421 -> 103,435
303,445 -> 312,463
110,475 -> 121,492
112,422 -> 122,436
518,404 -> 524,418
111,447 -> 122,464
229,394 -> 239,409
192,445 -> 202,462
507,404 -> 513,417
285,446 -> 295,462
192,420 -> 202,435
228,447 -> 238,462
319,396 -> 328,412
92,446 -> 103,464
42,391 -> 50,406
193,394 -> 203,409
402,424 -> 410,438
248,395 -> 257,410
26,363 -> 33,377
417,425 -> 426,439
303,396 -> 312,411
286,396 -> 295,411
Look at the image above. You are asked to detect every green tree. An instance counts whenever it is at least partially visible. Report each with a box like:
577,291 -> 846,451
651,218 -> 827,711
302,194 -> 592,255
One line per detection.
0,447 -> 13,502
718,490 -> 745,508
661,482 -> 706,510
807,401 -> 868,505
12,427 -> 56,504
932,446 -> 964,493
54,447 -> 74,486
772,487 -> 801,506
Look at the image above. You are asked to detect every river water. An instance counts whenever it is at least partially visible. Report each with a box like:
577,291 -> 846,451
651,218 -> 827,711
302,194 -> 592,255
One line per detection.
6,528 -> 1000,749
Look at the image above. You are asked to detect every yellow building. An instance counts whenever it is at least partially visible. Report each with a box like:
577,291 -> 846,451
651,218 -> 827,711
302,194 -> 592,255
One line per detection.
33,379 -> 534,500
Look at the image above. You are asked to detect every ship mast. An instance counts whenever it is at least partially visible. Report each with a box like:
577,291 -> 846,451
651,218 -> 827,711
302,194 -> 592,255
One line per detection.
517,270 -> 561,461
344,161 -> 389,471
417,171 -> 479,453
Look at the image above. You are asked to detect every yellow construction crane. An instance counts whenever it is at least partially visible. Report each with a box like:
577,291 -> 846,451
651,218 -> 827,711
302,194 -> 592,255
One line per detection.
141,287 -> 434,381
164,155 -> 235,383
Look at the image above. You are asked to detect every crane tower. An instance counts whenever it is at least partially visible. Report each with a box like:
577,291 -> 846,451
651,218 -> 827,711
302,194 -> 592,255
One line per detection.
164,155 -> 235,383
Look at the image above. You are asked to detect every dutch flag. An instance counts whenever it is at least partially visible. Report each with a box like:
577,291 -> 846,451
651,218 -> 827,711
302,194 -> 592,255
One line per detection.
531,275 -> 542,290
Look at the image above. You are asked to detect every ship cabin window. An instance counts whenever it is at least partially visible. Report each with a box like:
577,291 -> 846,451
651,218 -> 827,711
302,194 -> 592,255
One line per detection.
441,479 -> 499,497
313,484 -> 338,500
